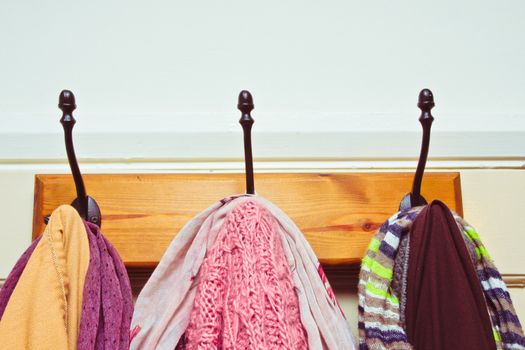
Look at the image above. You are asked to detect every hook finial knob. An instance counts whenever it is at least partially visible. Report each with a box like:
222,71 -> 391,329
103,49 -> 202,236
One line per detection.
238,90 -> 254,118
418,88 -> 435,122
59,90 -> 77,125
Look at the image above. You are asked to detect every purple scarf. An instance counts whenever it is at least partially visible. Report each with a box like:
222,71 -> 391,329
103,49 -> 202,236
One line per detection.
77,222 -> 133,350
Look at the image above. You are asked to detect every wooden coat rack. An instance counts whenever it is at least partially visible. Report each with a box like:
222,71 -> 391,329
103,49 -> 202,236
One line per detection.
33,172 -> 462,267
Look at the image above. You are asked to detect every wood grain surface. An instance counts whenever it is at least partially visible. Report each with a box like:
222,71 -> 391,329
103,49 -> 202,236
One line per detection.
33,172 -> 462,267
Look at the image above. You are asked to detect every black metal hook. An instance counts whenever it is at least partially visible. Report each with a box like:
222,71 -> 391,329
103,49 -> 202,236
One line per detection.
400,88 -> 435,211
57,90 -> 102,226
237,90 -> 255,195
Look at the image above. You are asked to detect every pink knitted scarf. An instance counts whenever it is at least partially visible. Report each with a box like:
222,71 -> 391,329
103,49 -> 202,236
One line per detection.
182,200 -> 308,349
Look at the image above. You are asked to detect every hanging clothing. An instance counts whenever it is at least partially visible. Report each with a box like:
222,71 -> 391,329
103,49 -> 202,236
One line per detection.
77,222 -> 134,350
131,195 -> 356,350
358,201 -> 525,350
0,205 -> 90,350
405,201 -> 496,349
0,205 -> 133,350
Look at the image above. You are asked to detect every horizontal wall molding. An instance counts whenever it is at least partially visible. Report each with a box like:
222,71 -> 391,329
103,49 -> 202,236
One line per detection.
126,269 -> 525,297
504,275 -> 525,289
2,275 -> 524,292
1,114 -> 525,162
0,159 -> 523,172
318,270 -> 525,290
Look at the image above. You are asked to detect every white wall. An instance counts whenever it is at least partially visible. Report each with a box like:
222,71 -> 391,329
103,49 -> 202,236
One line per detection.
1,0 -> 525,163
0,0 -> 523,115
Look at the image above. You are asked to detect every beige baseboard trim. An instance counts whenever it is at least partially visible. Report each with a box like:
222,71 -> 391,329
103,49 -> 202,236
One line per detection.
503,275 -> 525,289
1,274 -> 523,293
125,268 -> 525,295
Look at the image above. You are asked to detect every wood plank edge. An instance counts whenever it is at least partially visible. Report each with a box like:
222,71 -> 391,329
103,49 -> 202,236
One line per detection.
453,173 -> 464,217
32,175 -> 45,240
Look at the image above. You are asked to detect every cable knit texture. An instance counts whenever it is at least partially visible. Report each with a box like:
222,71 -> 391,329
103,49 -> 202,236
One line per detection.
183,200 -> 308,349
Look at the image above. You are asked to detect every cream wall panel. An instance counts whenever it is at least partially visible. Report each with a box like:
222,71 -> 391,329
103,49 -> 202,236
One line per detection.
0,171 -> 36,276
513,290 -> 525,326
461,171 -> 525,274
336,291 -> 359,337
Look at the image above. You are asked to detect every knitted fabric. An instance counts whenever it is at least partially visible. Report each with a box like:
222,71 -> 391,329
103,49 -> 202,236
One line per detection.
390,233 -> 409,323
95,230 -> 124,348
358,204 -> 525,349
102,233 -> 134,349
77,222 -> 133,350
131,196 -> 245,350
131,195 -> 357,350
183,200 -> 307,349
259,196 -> 356,349
78,222 -> 102,349
358,206 -> 421,349
454,214 -> 525,349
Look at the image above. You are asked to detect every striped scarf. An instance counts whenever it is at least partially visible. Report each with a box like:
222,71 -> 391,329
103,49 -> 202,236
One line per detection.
358,206 -> 525,349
